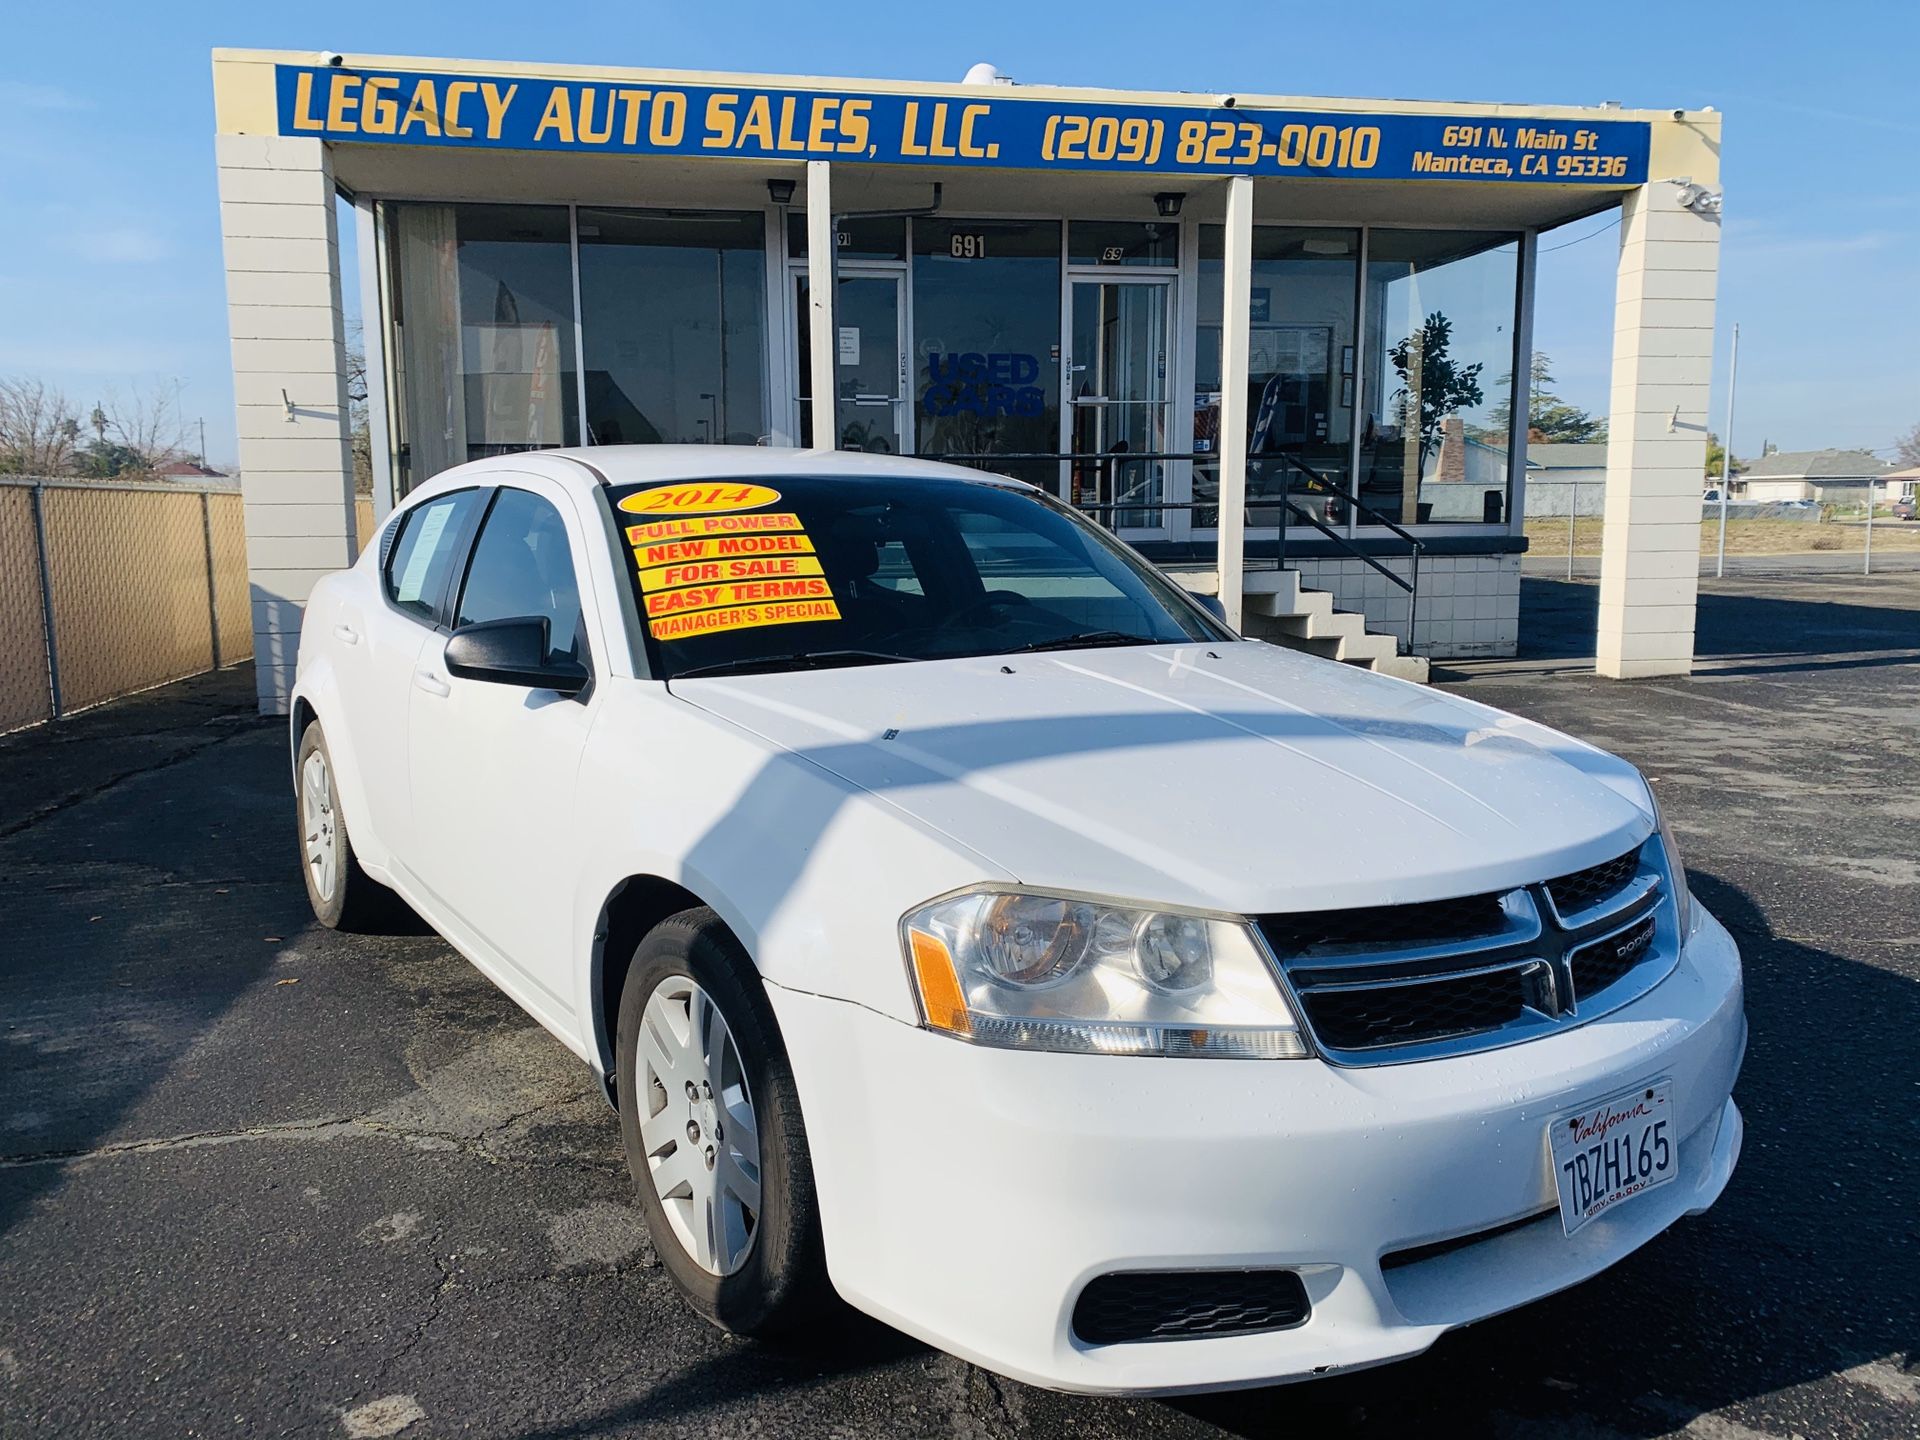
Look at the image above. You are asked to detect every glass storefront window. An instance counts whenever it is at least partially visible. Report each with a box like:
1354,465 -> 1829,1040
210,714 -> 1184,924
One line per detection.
911,219 -> 1062,491
787,213 -> 906,261
577,209 -> 767,446
1194,225 -> 1361,526
387,203 -> 580,494
1359,230 -> 1520,525
1069,220 -> 1178,268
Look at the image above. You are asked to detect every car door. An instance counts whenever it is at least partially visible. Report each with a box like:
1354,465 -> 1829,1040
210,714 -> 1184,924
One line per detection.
342,487 -> 484,867
405,479 -> 600,1035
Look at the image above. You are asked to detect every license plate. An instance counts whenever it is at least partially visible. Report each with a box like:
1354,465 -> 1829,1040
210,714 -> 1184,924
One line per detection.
1549,1080 -> 1676,1235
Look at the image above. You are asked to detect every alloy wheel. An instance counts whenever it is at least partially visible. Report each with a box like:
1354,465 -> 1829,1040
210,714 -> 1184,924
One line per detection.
637,975 -> 762,1275
300,749 -> 338,903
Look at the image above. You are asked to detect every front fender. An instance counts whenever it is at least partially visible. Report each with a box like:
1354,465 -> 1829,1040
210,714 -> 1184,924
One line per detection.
568,683 -> 1012,1039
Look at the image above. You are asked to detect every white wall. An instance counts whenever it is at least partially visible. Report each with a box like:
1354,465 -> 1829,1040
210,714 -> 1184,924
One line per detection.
216,135 -> 358,715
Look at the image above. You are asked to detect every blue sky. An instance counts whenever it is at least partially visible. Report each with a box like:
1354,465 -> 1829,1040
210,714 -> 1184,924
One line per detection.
2,0 -> 1914,469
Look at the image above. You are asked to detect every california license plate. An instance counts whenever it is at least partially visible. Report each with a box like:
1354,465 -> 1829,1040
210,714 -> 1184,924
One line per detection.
1549,1080 -> 1676,1235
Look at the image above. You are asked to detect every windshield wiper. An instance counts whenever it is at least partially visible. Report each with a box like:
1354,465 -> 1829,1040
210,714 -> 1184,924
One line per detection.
671,649 -> 918,679
1003,631 -> 1161,655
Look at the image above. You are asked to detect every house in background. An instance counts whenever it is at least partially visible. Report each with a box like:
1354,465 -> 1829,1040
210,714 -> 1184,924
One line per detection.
1523,442 -> 1610,516
1734,448 -> 1888,504
1878,465 -> 1920,504
152,459 -> 229,480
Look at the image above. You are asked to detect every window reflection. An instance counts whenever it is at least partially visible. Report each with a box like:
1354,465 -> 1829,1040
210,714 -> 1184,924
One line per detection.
1069,220 -> 1178,268
1359,231 -> 1520,525
387,204 -> 580,494
577,210 -> 767,446
912,219 -> 1061,492
1195,226 -> 1360,527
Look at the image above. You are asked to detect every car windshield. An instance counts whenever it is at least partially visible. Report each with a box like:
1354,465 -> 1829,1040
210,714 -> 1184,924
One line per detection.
606,473 -> 1226,679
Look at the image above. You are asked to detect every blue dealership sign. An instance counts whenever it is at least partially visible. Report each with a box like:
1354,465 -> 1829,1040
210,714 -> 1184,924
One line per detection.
275,66 -> 1650,185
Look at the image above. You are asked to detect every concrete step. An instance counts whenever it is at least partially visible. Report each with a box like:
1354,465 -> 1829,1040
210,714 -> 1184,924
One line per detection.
1242,571 -> 1303,616
1167,569 -> 1219,597
1159,566 -> 1427,682
1372,652 -> 1432,683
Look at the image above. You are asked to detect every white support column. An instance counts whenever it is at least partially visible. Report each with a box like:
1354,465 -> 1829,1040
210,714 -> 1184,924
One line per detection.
1216,176 -> 1254,630
216,134 -> 357,716
805,160 -> 836,452
1596,181 -> 1720,677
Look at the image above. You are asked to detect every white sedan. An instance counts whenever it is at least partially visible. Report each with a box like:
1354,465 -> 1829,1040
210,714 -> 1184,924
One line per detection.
291,447 -> 1744,1394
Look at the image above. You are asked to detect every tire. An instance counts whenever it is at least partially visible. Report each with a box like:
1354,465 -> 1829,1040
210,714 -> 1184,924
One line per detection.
295,722 -> 399,932
615,906 -> 830,1337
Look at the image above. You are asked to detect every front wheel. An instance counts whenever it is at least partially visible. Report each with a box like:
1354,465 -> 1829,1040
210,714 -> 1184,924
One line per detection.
615,907 -> 830,1336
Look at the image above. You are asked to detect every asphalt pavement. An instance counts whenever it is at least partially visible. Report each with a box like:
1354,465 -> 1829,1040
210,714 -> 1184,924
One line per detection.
2,571 -> 1916,1438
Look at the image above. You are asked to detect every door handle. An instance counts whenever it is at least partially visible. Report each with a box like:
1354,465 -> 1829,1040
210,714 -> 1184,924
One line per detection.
332,623 -> 359,646
413,669 -> 451,698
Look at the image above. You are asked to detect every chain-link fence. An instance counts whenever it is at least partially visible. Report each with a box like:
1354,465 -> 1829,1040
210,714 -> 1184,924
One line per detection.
1525,481 -> 1920,579
0,477 -> 253,733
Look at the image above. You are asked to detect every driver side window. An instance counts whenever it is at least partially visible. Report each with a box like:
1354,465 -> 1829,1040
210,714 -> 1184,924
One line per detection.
455,488 -> 587,669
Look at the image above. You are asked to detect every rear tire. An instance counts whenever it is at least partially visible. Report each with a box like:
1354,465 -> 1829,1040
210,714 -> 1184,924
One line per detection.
295,722 -> 399,932
615,906 -> 831,1337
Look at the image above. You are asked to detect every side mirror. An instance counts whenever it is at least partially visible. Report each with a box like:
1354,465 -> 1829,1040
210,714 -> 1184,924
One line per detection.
1194,594 -> 1228,624
443,617 -> 589,695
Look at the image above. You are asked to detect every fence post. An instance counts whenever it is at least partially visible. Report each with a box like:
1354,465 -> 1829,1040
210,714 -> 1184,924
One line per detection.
200,490 -> 221,669
29,483 -> 63,720
1863,487 -> 1874,577
1567,480 -> 1578,580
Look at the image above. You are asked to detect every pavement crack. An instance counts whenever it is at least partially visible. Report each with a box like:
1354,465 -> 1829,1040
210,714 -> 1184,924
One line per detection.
373,1232 -> 458,1387
0,1115 -> 360,1167
0,723 -> 260,840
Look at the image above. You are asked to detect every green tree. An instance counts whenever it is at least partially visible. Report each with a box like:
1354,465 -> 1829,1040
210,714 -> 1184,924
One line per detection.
1389,312 -> 1485,474
1488,351 -> 1607,444
1703,432 -> 1741,481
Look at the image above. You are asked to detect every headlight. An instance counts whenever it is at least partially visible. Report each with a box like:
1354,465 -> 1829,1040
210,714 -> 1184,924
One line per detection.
901,888 -> 1308,1058
1651,788 -> 1697,937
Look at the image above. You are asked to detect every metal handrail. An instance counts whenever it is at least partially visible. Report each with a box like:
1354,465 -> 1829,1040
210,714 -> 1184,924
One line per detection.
934,448 -> 1424,655
1262,452 -> 1423,548
1259,453 -> 1423,655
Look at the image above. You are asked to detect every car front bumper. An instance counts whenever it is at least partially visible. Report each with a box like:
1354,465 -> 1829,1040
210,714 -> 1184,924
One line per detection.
768,903 -> 1745,1395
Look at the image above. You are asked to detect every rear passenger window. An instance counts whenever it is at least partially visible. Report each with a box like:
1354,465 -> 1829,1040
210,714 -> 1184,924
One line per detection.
383,490 -> 479,622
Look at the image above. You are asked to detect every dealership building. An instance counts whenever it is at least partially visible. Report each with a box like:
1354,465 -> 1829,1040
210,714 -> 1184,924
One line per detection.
211,48 -> 1722,711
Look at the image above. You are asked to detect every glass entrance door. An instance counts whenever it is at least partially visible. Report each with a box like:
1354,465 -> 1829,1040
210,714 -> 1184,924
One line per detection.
1066,278 -> 1171,529
795,268 -> 908,454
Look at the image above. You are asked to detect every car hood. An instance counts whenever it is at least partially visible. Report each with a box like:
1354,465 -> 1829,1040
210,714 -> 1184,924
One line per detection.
670,641 -> 1653,915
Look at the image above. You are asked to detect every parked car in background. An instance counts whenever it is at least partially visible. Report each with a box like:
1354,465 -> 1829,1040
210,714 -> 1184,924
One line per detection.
1893,496 -> 1918,521
290,447 -> 1746,1394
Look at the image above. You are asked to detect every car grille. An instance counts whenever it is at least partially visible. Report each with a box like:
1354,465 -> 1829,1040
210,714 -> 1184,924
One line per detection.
1298,964 -> 1530,1052
1262,841 -> 1674,1065
1547,844 -> 1644,919
1072,1269 -> 1311,1345
1260,892 -> 1507,954
1569,913 -> 1657,997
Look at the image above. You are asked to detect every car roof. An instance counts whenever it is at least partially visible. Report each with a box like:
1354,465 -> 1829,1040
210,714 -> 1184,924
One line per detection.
417,445 -> 1027,496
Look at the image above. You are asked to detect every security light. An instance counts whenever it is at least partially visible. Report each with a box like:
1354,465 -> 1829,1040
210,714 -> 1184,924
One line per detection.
767,179 -> 796,206
1154,192 -> 1184,218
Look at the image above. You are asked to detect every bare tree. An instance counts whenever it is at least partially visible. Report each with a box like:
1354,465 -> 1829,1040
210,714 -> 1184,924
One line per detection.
1896,421 -> 1920,470
0,377 -> 83,475
346,320 -> 372,496
97,381 -> 192,476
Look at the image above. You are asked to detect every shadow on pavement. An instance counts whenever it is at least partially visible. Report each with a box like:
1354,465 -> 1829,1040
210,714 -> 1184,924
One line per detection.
1513,575 -> 1920,671
508,1310 -> 927,1440
0,673 -> 306,1234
